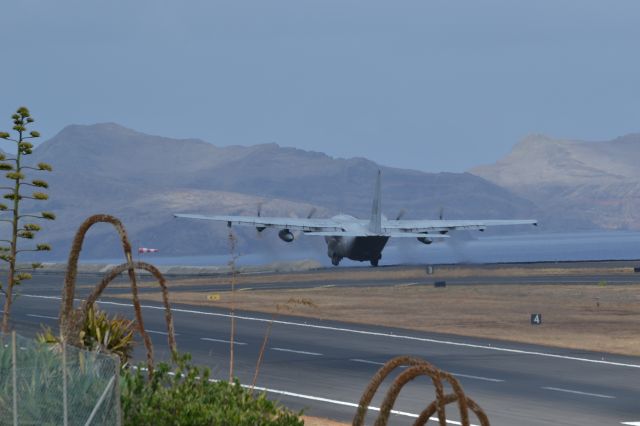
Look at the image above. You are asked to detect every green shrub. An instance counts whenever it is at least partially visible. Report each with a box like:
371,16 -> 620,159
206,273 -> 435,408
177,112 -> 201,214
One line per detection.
121,353 -> 303,426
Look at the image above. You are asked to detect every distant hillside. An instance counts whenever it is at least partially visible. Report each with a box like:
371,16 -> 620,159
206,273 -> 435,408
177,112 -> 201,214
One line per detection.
12,123 -> 539,259
471,133 -> 640,230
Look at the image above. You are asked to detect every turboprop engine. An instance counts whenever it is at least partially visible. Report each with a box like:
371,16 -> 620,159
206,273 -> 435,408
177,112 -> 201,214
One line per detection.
417,236 -> 433,245
278,229 -> 294,243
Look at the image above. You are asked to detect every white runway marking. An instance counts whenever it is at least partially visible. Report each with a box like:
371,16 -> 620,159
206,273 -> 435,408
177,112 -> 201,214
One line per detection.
350,358 -> 385,366
272,347 -> 323,356
27,314 -> 57,320
621,422 -> 640,425
450,372 -> 504,383
146,329 -> 178,336
350,358 -> 409,368
21,294 -> 640,369
542,387 -> 615,399
398,282 -> 421,287
201,337 -> 247,345
350,359 -> 503,382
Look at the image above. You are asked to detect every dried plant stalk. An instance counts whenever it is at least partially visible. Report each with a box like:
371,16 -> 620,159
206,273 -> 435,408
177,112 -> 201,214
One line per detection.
58,214 -> 177,376
353,356 -> 427,425
227,228 -> 238,381
415,393 -> 490,426
353,355 -> 490,426
375,364 -> 445,426
60,214 -> 135,343
82,261 -> 178,372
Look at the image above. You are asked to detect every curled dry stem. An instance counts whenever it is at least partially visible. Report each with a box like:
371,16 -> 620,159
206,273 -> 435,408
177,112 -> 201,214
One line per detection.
353,355 -> 490,426
353,356 -> 427,425
59,214 -> 177,377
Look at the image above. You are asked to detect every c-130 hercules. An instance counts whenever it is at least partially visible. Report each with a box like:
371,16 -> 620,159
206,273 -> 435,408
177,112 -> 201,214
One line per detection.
175,171 -> 537,266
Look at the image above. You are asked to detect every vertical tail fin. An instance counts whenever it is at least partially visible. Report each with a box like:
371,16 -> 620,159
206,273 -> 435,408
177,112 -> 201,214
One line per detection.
369,170 -> 382,233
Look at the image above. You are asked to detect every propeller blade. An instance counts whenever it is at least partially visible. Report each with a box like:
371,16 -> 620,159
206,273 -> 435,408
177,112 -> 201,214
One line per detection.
256,203 -> 266,236
396,209 -> 406,220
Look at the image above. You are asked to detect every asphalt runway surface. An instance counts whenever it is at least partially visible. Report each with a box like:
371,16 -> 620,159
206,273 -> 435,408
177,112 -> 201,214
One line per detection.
4,265 -> 640,425
15,260 -> 640,295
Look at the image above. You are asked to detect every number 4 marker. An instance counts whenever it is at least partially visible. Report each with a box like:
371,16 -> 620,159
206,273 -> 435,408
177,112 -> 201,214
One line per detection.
531,313 -> 542,325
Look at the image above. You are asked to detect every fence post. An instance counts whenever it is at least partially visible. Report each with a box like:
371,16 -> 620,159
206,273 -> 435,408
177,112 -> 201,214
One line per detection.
84,376 -> 116,426
63,341 -> 68,426
11,331 -> 18,426
114,354 -> 122,426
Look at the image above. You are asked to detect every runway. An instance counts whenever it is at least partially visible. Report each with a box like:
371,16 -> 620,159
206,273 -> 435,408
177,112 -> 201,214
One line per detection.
15,260 -> 640,296
4,266 -> 640,425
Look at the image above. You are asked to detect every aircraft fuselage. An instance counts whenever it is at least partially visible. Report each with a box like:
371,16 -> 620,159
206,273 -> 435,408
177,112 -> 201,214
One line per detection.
325,235 -> 389,266
323,214 -> 389,266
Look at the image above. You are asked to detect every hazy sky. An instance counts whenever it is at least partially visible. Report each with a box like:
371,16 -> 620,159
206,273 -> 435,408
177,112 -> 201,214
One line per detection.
1,1 -> 639,172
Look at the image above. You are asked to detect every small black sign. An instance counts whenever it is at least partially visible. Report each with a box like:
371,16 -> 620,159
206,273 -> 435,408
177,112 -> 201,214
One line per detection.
434,281 -> 446,288
634,267 -> 640,273
531,313 -> 542,325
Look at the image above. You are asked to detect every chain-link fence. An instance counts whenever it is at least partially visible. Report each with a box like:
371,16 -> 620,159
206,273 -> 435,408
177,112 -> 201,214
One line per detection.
0,332 -> 121,426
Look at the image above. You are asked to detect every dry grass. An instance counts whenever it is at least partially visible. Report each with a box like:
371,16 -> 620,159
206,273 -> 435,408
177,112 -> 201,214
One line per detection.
94,263 -> 635,290
122,282 -> 640,356
302,416 -> 349,426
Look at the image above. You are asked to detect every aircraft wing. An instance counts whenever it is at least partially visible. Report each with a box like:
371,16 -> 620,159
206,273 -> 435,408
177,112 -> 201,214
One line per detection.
305,231 -> 449,238
382,219 -> 537,233
174,213 -> 344,232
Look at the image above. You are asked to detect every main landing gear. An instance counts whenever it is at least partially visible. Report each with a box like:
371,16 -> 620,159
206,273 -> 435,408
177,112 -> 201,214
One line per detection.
370,259 -> 379,267
331,255 -> 342,266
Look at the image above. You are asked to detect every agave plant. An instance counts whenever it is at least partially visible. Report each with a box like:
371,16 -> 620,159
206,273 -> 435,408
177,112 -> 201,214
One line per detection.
81,306 -> 136,366
38,306 -> 135,367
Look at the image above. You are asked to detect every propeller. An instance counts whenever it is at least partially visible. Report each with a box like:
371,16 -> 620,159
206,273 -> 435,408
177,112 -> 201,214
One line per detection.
306,207 -> 317,219
395,209 -> 406,220
438,205 -> 472,261
291,207 -> 317,239
438,207 -> 448,235
255,202 -> 266,236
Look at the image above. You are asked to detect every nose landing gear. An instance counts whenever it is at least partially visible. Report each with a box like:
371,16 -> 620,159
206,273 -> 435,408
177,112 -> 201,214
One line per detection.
331,254 -> 342,266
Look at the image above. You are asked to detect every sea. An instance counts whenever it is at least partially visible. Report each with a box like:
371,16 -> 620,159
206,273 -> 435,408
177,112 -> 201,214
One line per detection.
74,230 -> 640,268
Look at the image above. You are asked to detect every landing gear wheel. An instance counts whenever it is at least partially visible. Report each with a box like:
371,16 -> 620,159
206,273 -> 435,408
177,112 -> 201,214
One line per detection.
331,255 -> 341,266
370,259 -> 379,267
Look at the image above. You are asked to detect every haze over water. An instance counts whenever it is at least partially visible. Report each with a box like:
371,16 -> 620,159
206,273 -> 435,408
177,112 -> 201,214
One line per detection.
84,231 -> 640,267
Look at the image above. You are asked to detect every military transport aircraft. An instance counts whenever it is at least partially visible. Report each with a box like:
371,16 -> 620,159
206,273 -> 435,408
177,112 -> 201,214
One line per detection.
175,171 -> 537,266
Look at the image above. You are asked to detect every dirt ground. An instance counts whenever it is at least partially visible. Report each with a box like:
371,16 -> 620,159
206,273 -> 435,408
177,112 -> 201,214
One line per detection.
302,416 -> 349,426
122,281 -> 640,356
92,262 -> 637,290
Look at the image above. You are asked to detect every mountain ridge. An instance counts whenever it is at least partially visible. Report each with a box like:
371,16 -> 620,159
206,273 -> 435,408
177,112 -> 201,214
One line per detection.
5,122 -> 543,260
471,133 -> 640,230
